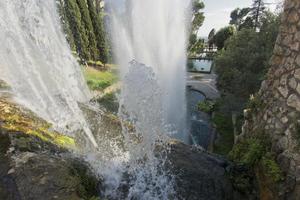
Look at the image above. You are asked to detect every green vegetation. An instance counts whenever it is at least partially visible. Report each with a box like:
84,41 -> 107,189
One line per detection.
197,100 -> 215,114
261,153 -> 284,182
212,112 -> 234,155
97,92 -> 119,113
229,136 -> 284,183
188,0 -> 205,55
83,67 -> 118,91
209,9 -> 280,156
246,94 -> 265,114
58,0 -> 109,63
212,26 -> 236,50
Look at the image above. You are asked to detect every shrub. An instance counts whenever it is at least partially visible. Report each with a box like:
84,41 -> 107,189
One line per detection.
198,100 -> 215,113
261,153 -> 284,183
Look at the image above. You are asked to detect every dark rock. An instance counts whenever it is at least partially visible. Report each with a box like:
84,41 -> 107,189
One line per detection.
0,127 -> 100,200
167,140 -> 241,200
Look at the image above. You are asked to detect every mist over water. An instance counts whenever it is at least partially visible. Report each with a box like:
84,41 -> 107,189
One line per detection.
0,0 -> 97,146
107,0 -> 190,143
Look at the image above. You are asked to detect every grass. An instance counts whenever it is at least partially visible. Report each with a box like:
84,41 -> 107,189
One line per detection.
83,67 -> 118,91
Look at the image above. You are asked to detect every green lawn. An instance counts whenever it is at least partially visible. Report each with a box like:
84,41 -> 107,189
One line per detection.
83,67 -> 118,91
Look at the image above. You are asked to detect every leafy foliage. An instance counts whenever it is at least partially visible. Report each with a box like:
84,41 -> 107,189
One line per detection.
198,100 -> 215,114
188,0 -> 205,54
229,136 -> 284,183
214,12 -> 280,113
213,26 -> 236,50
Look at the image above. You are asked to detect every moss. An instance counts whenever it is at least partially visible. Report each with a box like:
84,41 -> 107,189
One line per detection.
0,99 -> 75,149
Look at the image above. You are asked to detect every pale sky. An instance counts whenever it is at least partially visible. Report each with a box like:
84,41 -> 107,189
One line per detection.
199,0 -> 283,37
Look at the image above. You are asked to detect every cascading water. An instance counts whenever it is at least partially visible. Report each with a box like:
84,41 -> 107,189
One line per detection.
0,0 -> 97,147
107,0 -> 190,143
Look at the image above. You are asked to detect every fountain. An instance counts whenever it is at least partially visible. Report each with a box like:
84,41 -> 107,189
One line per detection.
105,0 -> 191,198
107,0 -> 190,143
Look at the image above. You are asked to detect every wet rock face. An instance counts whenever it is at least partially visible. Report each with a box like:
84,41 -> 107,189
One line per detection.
240,0 -> 300,198
167,141 -> 240,200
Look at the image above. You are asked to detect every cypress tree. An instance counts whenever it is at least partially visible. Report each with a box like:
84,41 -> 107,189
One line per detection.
64,0 -> 90,61
76,0 -> 99,61
57,0 -> 76,51
87,0 -> 108,63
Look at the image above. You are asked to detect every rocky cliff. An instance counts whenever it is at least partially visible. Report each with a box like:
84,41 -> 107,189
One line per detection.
238,0 -> 300,199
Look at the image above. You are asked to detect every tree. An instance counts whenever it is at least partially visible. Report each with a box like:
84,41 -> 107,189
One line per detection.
64,0 -> 90,60
191,0 -> 205,32
251,0 -> 266,29
87,0 -> 109,63
76,0 -> 99,60
188,0 -> 205,54
208,29 -> 215,49
57,0 -> 76,51
213,26 -> 235,50
229,8 -> 252,30
214,13 -> 280,113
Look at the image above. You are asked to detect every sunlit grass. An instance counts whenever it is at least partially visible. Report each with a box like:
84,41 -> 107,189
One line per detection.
83,67 -> 118,91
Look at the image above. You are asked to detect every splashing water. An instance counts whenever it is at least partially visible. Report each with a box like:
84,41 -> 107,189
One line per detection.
105,0 -> 191,198
0,0 -> 97,147
118,61 -> 175,199
107,0 -> 190,142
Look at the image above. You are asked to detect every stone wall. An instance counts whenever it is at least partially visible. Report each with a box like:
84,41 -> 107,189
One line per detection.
241,0 -> 300,199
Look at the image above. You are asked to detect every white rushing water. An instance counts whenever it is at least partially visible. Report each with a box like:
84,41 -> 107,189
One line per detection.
105,0 -> 191,199
0,0 -> 97,147
107,0 -> 190,143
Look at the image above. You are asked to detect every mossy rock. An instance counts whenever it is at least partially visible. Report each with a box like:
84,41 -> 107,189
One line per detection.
0,98 -> 75,149
0,98 -> 101,200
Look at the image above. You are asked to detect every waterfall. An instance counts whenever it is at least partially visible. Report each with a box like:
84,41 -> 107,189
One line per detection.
107,0 -> 190,143
0,0 -> 97,147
